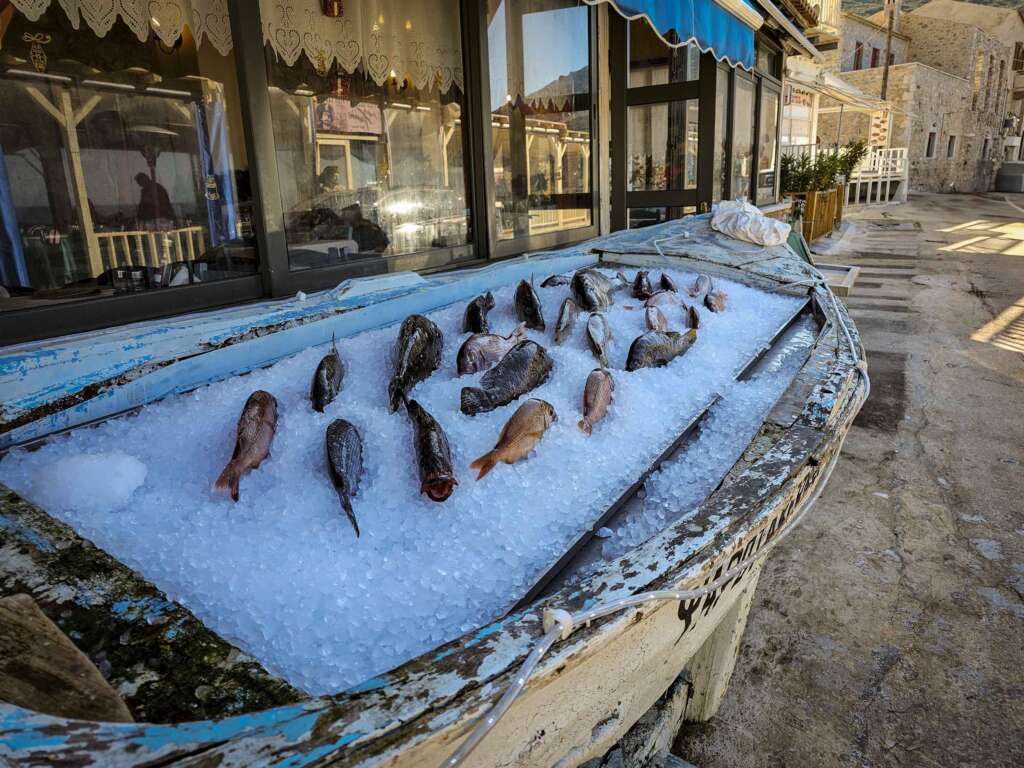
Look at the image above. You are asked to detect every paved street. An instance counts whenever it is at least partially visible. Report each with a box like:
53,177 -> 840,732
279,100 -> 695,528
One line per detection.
675,193 -> 1024,768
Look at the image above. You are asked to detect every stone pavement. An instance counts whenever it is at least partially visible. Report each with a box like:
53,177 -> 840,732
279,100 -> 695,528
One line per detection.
674,193 -> 1024,768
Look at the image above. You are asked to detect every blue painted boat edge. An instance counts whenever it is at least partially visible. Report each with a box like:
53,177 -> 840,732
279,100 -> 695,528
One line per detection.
0,251 -> 597,450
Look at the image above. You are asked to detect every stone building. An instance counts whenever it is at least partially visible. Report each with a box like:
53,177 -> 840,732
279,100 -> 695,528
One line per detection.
817,8 -> 1013,193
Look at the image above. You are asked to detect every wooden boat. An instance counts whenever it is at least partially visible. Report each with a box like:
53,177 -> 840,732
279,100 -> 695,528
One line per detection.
0,213 -> 867,767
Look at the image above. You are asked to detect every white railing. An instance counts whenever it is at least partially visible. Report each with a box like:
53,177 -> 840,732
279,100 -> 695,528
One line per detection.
847,148 -> 908,205
95,226 -> 206,272
851,147 -> 908,179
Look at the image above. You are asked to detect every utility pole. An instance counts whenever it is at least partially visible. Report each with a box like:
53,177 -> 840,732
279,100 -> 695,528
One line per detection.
880,0 -> 898,100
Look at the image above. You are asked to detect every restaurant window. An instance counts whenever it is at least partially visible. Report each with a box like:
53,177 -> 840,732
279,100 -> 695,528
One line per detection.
713,67 -> 730,201
781,85 -> 814,146
755,39 -> 781,79
731,76 -> 755,200
627,101 -> 699,191
629,22 -> 699,87
756,88 -> 780,203
0,3 -> 256,315
487,0 -> 593,244
628,206 -> 695,229
262,0 -> 470,274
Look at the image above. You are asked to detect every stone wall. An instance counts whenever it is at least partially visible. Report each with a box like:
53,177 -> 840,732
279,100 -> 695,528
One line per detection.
825,14 -> 911,74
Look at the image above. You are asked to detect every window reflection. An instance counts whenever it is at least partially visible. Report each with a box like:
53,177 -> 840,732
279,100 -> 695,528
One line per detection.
628,206 -> 695,229
628,21 -> 699,88
731,77 -> 755,201
0,6 -> 256,312
263,0 -> 470,272
628,101 -> 698,191
757,89 -> 780,202
487,0 -> 593,242
714,68 -> 730,201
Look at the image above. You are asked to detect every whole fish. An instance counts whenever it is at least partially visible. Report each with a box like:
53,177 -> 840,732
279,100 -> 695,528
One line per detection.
325,418 -> 363,536
571,269 -> 627,311
705,289 -> 728,313
469,399 -> 557,479
626,329 -> 698,371
213,390 -> 277,502
632,270 -> 653,299
457,322 -> 527,375
463,292 -> 495,334
553,297 -> 579,345
460,340 -> 553,416
659,273 -> 678,292
541,274 -> 570,287
586,312 -> 612,367
311,335 -> 345,413
406,399 -> 458,502
645,290 -> 682,309
578,368 -> 614,435
646,305 -> 668,331
387,315 -> 443,412
515,279 -> 545,330
685,304 -> 701,329
688,274 -> 712,299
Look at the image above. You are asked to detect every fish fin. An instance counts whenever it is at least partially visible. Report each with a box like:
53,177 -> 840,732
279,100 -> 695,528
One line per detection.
387,380 -> 403,413
598,351 -> 608,368
213,462 -> 241,502
460,387 -> 491,416
469,450 -> 499,480
577,418 -> 592,435
339,494 -> 360,537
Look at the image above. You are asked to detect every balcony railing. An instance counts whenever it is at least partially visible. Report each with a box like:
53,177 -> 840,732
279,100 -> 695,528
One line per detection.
781,144 -> 909,205
807,0 -> 841,32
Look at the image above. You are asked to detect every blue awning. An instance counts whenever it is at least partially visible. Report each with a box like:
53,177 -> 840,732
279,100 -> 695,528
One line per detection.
585,0 -> 763,71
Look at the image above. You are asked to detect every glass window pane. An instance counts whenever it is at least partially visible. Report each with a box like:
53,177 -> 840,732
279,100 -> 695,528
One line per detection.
757,89 -> 780,202
264,0 -> 470,272
0,6 -> 257,312
714,69 -> 730,201
731,77 -> 755,201
628,206 -> 695,229
629,21 -> 699,87
487,0 -> 593,242
628,101 -> 699,191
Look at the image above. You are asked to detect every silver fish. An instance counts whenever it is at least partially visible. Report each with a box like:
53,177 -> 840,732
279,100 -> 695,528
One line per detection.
388,315 -> 443,412
460,340 -> 553,416
326,418 -> 363,536
578,368 -> 614,435
311,335 -> 345,413
645,290 -> 682,309
571,269 -> 628,311
213,390 -> 277,502
456,323 -> 527,375
705,289 -> 728,313
515,279 -> 545,330
625,329 -> 698,371
554,297 -> 579,345
645,305 -> 668,331
541,274 -> 571,287
586,312 -> 612,367
688,274 -> 713,299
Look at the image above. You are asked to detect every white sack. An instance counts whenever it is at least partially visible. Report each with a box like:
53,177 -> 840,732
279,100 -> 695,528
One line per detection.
711,199 -> 791,247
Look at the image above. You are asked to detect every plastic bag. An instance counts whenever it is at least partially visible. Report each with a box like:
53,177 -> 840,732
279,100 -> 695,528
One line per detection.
711,199 -> 791,247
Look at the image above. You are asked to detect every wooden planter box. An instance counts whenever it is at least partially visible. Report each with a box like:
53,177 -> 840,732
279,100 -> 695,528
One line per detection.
787,186 -> 844,243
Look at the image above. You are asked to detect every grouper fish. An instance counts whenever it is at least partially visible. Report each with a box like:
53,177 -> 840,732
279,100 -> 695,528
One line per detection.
571,268 -> 628,311
515,279 -> 545,330
470,398 -> 557,479
325,418 -> 363,536
387,314 -> 443,412
311,335 -> 345,413
460,340 -> 553,416
213,390 -> 277,502
456,323 -> 527,375
625,329 -> 698,371
406,398 -> 458,502
463,292 -> 495,334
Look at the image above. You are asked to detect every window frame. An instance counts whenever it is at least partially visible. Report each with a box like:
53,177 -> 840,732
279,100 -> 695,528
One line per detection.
925,130 -> 938,159
947,135 -> 957,159
853,41 -> 864,71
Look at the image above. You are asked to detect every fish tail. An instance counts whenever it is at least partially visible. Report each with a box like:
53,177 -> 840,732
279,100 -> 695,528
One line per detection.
213,461 -> 241,502
469,450 -> 499,480
339,494 -> 360,537
577,418 -> 592,435
460,387 -> 491,416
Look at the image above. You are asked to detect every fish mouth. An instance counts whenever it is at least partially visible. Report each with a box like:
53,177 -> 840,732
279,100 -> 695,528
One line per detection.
423,477 -> 458,502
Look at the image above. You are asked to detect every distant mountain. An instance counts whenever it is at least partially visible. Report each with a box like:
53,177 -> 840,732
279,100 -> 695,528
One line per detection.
845,0 -> 1021,15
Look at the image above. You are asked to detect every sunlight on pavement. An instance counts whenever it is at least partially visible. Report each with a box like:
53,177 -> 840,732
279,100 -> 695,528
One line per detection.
937,219 -> 1024,256
972,297 -> 1024,354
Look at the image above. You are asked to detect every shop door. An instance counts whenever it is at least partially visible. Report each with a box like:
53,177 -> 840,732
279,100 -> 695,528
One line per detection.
610,16 -> 717,230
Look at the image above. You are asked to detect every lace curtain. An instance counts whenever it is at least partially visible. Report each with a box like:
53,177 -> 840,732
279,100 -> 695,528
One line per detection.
9,0 -> 234,56
260,0 -> 464,93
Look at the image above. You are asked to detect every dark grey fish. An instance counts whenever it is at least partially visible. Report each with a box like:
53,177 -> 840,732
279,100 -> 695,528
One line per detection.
688,274 -> 713,299
571,269 -> 627,311
632,270 -> 653,299
705,289 -> 728,313
460,340 -> 554,416
326,418 -> 363,536
541,274 -> 571,287
406,399 -> 458,502
388,315 -> 443,413
685,304 -> 701,329
554,297 -> 579,345
586,312 -> 612,367
213,390 -> 277,503
515,280 -> 545,330
463,292 -> 495,334
626,329 -> 698,371
659,273 -> 678,292
311,335 -> 345,413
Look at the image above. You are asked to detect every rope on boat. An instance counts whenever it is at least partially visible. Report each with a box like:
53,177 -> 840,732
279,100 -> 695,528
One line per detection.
440,273 -> 869,768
